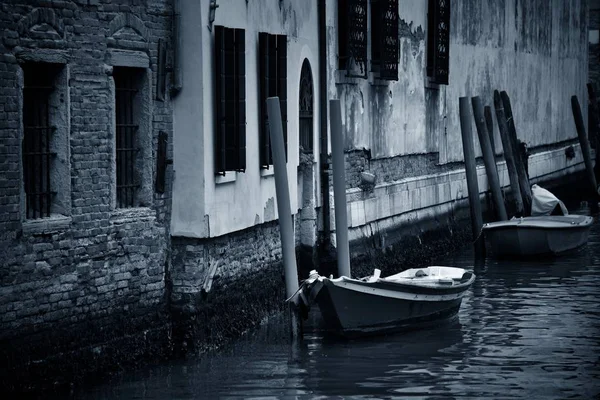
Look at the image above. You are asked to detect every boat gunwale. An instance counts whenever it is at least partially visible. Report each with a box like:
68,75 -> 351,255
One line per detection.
482,220 -> 593,231
319,272 -> 475,300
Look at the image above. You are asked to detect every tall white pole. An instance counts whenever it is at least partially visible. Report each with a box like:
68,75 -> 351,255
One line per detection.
329,99 -> 351,278
266,97 -> 300,313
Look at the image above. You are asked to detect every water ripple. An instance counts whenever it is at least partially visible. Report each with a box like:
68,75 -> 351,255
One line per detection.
70,216 -> 600,399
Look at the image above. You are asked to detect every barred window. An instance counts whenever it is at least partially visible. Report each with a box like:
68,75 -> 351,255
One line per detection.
426,0 -> 450,85
259,32 -> 287,168
215,26 -> 246,175
338,0 -> 368,78
114,67 -> 143,208
22,63 -> 68,219
371,0 -> 399,80
299,59 -> 314,153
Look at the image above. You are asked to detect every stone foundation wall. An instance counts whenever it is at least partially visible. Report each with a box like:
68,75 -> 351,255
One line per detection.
170,221 -> 288,354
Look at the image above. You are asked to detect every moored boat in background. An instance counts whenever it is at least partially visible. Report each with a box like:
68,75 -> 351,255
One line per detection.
482,214 -> 593,258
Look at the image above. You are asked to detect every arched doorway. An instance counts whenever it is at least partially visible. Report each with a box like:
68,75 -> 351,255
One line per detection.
297,59 -> 316,250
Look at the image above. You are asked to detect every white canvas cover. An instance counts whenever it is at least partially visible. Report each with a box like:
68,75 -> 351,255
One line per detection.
531,184 -> 568,216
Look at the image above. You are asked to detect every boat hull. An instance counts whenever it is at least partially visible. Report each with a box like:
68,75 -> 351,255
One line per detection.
311,271 -> 474,337
483,215 -> 593,258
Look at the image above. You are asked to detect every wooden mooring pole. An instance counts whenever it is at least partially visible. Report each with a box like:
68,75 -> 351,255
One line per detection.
329,99 -> 351,278
266,97 -> 300,339
472,96 -> 507,221
493,90 -> 524,216
500,91 -> 532,215
459,97 -> 485,258
571,95 -> 598,195
484,105 -> 496,156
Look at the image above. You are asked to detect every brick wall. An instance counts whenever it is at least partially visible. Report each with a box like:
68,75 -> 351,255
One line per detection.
0,0 -> 173,393
171,221 -> 285,300
170,221 -> 288,354
329,149 -> 445,191
591,9 -> 600,92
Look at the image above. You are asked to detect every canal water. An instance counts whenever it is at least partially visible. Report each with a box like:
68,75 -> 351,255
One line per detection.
71,213 -> 600,399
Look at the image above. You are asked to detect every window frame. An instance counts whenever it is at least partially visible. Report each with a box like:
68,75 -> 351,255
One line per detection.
214,25 -> 246,175
114,67 -> 141,208
111,65 -> 152,210
299,59 -> 314,153
258,32 -> 287,169
338,0 -> 368,78
20,62 -> 70,221
426,0 -> 450,85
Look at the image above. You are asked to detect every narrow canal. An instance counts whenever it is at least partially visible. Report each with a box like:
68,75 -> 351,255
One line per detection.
71,209 -> 600,399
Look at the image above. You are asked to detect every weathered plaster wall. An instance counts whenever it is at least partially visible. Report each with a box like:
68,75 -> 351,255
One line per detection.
443,0 -> 588,163
326,0 -> 588,166
171,0 -> 321,239
326,0 -> 437,159
171,0 -> 207,238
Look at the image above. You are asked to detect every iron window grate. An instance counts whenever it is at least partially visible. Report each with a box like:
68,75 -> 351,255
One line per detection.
338,0 -> 368,78
114,68 -> 140,208
22,64 -> 57,219
427,0 -> 450,85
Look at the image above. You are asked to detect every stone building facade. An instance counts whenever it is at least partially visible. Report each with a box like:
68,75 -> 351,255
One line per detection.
0,0 -> 174,392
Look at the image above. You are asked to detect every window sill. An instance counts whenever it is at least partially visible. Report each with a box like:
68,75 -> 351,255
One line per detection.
260,168 -> 275,178
425,77 -> 442,90
110,207 -> 156,224
369,71 -> 392,86
22,214 -> 71,235
335,70 -> 365,86
215,172 -> 237,185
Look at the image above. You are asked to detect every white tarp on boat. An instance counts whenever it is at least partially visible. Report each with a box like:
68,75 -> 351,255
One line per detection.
531,184 -> 568,216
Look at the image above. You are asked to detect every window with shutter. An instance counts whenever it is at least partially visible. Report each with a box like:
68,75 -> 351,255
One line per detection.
426,0 -> 450,85
338,0 -> 368,78
259,33 -> 287,168
215,26 -> 246,175
379,0 -> 399,80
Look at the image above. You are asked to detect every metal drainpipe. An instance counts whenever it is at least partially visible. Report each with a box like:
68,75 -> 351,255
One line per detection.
318,0 -> 331,247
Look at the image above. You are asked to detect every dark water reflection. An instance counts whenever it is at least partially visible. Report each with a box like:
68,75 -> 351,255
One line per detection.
73,217 -> 600,399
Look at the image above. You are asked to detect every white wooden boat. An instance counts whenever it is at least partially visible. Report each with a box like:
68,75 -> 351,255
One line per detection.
482,215 -> 593,258
293,266 -> 475,337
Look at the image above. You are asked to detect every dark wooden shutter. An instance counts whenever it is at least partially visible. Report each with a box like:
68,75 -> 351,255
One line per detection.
215,25 -> 226,175
156,39 -> 166,101
341,0 -> 367,78
267,34 -> 278,165
277,35 -> 287,161
235,28 -> 246,172
427,0 -> 450,85
379,0 -> 399,80
155,131 -> 167,193
259,32 -> 270,168
224,28 -> 236,171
